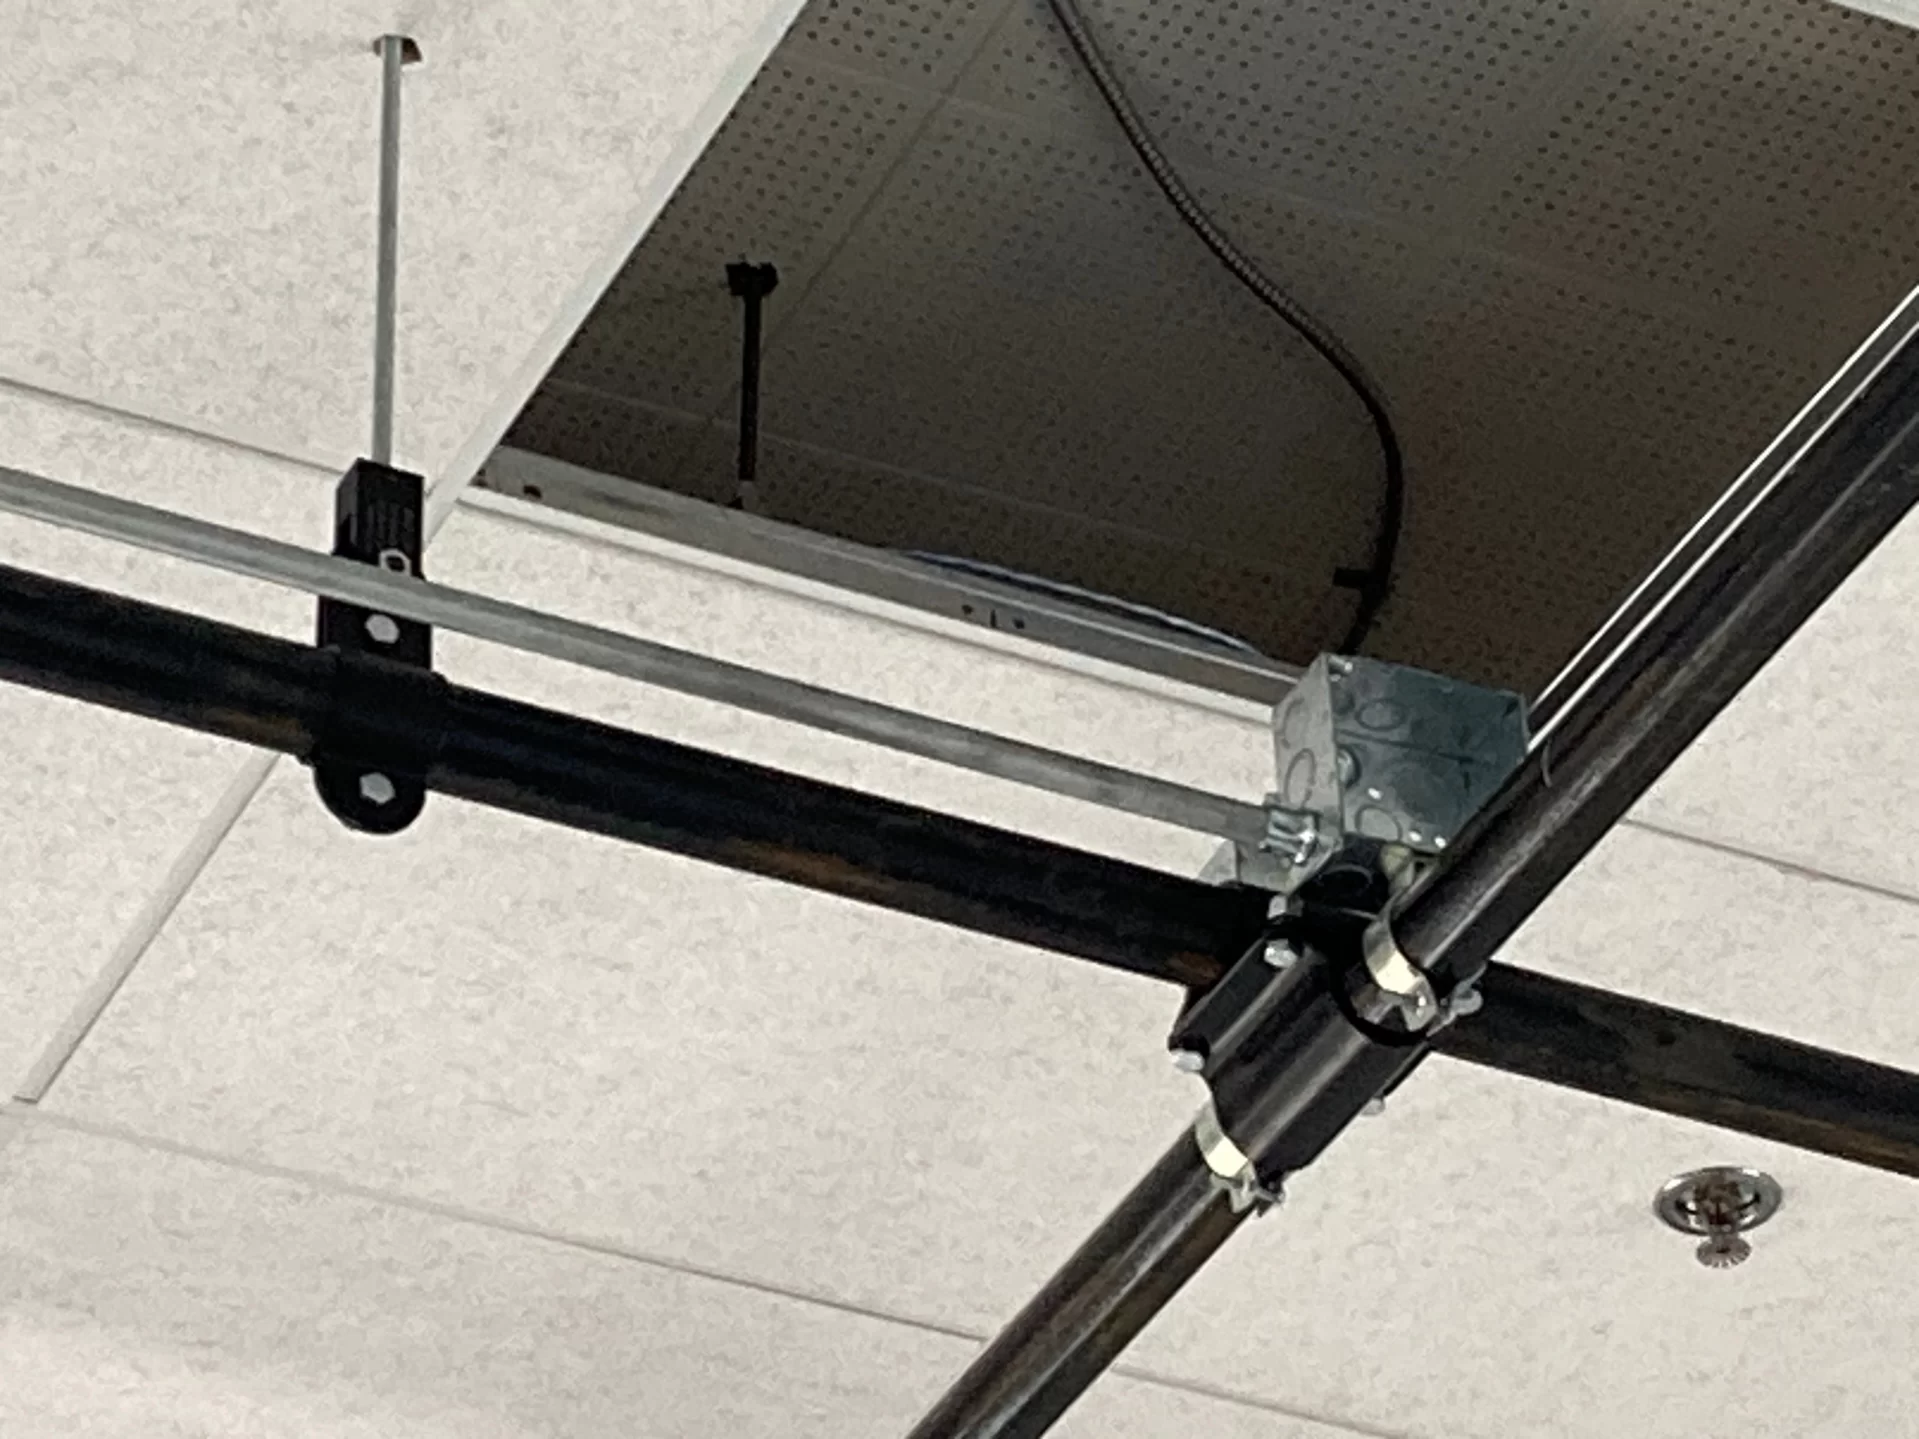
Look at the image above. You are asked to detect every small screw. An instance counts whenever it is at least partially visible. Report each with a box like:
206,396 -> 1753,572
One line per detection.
359,772 -> 397,806
1171,1048 -> 1206,1074
1362,1097 -> 1386,1117
1262,940 -> 1298,970
1445,983 -> 1484,1020
365,613 -> 401,645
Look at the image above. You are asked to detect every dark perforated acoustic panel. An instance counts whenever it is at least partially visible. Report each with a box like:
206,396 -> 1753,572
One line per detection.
507,0 -> 1919,691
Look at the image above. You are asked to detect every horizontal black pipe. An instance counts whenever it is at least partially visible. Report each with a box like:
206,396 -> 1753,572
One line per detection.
3,561 -> 1919,1178
1436,964 -> 1919,1178
0,561 -> 1270,990
1395,325 -> 1919,990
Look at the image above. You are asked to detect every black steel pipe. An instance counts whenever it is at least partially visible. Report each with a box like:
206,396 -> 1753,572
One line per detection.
1394,326 -> 1919,989
1437,964 -> 1919,1178
5,561 -> 1919,1178
0,560 -> 1270,987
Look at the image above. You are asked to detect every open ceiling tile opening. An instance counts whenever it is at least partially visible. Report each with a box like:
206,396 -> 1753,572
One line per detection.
493,0 -> 1919,694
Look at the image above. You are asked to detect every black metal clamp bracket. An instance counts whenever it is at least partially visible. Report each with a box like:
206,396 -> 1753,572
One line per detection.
1167,903 -> 1433,1212
311,458 -> 447,834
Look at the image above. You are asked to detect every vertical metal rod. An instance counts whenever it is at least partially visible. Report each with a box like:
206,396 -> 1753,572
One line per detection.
370,35 -> 411,465
726,262 -> 779,512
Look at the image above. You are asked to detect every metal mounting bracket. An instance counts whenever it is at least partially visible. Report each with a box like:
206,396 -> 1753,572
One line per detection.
312,459 -> 438,834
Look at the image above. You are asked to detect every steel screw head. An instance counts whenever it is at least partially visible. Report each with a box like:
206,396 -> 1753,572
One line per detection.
365,613 -> 401,645
1171,1048 -> 1206,1074
359,772 -> 397,806
1362,1097 -> 1386,1117
1262,940 -> 1299,970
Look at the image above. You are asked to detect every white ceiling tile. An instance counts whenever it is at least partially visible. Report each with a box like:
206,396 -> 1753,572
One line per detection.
0,1121 -> 1348,1437
0,0 -> 804,477
1635,504 -> 1919,898
0,392 -> 340,1091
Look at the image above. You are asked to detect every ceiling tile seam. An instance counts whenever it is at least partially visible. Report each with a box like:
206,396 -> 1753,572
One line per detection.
9,761 -> 276,1106
2,1100 -> 1411,1439
924,87 -> 1845,348
661,0 -> 1029,495
4,0 -> 813,1112
535,379 -> 1333,583
1619,815 -> 1919,917
0,366 -> 339,478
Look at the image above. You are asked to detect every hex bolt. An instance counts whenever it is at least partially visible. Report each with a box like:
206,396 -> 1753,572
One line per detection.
359,772 -> 397,806
1262,940 -> 1298,970
1170,1048 -> 1206,1074
365,613 -> 401,645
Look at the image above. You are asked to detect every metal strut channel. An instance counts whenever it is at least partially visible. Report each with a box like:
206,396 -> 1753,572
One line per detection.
0,465 -> 1271,850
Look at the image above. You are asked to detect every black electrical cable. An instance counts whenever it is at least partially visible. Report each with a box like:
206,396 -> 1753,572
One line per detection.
1047,0 -> 1406,654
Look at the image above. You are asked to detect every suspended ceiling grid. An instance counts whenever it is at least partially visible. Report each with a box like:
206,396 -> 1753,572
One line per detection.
4,2 -> 1919,1439
505,0 -> 1919,689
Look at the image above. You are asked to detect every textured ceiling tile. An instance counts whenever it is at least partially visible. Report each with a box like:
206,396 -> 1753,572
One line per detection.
1478,0 -> 1919,333
0,0 -> 803,476
0,1123 -> 1351,1438
1635,503 -> 1919,897
0,392 -> 333,1092
540,57 -> 938,416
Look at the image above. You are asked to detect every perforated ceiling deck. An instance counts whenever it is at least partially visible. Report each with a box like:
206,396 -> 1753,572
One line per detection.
500,0 -> 1919,690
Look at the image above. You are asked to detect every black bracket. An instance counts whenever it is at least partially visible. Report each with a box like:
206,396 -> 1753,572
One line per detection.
311,458 -> 438,835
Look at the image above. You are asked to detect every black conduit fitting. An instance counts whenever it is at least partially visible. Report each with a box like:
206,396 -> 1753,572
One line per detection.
1047,0 -> 1405,654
